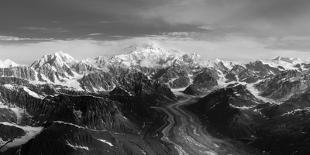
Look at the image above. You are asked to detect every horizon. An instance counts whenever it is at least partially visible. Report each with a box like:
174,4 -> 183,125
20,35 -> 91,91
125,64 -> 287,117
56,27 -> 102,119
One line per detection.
1,1 -> 310,154
0,46 -> 308,66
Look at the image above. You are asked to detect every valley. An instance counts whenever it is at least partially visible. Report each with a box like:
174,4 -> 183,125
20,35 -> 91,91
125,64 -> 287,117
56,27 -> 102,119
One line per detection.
0,43 -> 310,155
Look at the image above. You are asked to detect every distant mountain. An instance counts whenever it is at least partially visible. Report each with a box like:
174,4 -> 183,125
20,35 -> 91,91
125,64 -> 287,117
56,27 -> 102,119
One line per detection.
272,56 -> 303,64
1,44 -> 310,154
258,56 -> 309,71
0,44 -> 309,94
0,59 -> 19,68
109,42 -> 201,68
185,83 -> 310,155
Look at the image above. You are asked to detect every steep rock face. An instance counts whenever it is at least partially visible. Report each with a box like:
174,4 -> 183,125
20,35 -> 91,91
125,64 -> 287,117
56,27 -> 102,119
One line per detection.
256,70 -> 310,100
3,47 -> 310,154
153,66 -> 192,89
0,77 -> 33,86
92,56 -> 109,68
31,52 -> 77,82
284,88 -> 310,108
109,82 -> 171,120
226,65 -> 258,83
0,66 -> 37,81
30,52 -> 98,83
252,106 -> 310,155
9,122 -> 125,155
29,94 -> 131,131
0,85 -> 42,114
224,61 -> 280,84
0,108 -> 17,123
186,84 -> 262,139
192,68 -> 218,88
109,71 -> 177,134
78,71 -> 115,92
186,83 -> 310,155
212,59 -> 233,73
183,85 -> 202,95
71,61 -> 98,74
0,77 -> 56,96
245,61 -> 280,78
169,76 -> 190,88
6,120 -> 176,155
184,68 -> 218,94
113,71 -> 176,105
0,76 -> 176,155
266,88 -> 310,116
0,124 -> 25,142
105,43 -> 202,89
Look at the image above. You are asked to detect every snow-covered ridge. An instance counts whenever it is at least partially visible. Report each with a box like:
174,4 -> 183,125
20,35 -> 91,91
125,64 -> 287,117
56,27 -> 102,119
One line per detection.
0,59 -> 19,68
31,51 -> 77,68
110,42 -> 187,67
3,45 -> 310,71
0,44 -> 310,94
259,56 -> 309,70
272,56 -> 303,64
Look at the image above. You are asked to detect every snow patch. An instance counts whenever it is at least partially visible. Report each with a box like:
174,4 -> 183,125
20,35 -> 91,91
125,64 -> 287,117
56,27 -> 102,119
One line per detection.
0,122 -> 43,151
245,82 -> 281,104
98,139 -> 114,147
23,87 -> 44,99
3,84 -> 15,90
66,141 -> 89,151
230,104 -> 255,110
54,121 -> 85,129
281,108 -> 310,116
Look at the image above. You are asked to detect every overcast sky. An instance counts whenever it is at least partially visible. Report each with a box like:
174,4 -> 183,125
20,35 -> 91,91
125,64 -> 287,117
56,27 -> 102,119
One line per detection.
1,0 -> 310,64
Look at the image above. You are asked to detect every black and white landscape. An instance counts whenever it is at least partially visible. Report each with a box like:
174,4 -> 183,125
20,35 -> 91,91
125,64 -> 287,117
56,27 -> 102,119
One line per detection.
2,0 -> 310,155
0,43 -> 310,155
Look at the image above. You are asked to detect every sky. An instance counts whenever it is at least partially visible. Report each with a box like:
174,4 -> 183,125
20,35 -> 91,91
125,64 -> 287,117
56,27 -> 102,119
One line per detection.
1,0 -> 310,64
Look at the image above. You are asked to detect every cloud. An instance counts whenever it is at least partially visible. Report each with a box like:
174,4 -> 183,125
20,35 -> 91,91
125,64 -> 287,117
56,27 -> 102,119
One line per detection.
21,27 -> 68,33
0,0 -> 199,40
138,0 -> 310,36
265,36 -> 310,51
1,0 -> 310,61
2,0 -> 310,40
0,36 -> 32,41
0,35 -> 53,42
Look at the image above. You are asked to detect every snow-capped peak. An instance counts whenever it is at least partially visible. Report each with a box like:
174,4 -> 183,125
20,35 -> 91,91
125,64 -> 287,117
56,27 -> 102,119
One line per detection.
202,58 -> 236,70
54,51 -> 75,63
83,56 -> 109,69
260,56 -> 306,70
93,56 -> 108,65
110,42 -> 184,67
0,59 -> 19,68
31,51 -> 76,68
124,42 -> 182,57
272,56 -> 303,64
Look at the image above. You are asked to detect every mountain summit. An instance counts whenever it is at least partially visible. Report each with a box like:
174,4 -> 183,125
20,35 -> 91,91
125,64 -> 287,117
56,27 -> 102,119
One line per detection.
110,43 -> 198,68
272,56 -> 303,64
31,51 -> 76,69
0,59 -> 19,68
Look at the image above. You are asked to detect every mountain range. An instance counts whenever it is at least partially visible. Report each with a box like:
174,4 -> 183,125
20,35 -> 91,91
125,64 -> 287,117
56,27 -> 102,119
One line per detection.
1,43 -> 310,155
